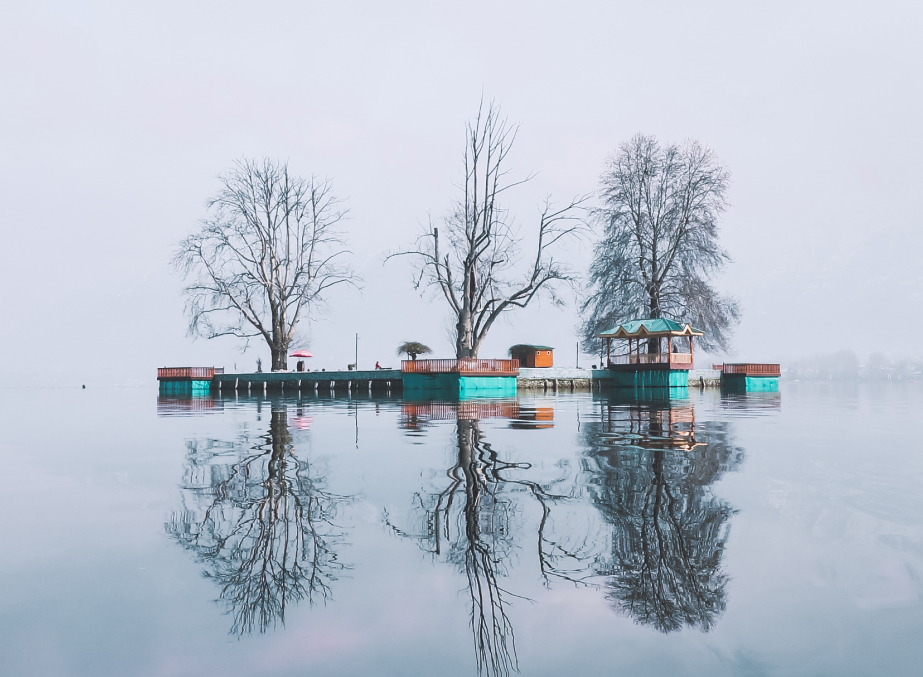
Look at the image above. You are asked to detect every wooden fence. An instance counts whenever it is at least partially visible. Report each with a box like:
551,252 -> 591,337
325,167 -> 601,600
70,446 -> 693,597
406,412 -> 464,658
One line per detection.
401,358 -> 519,375
157,367 -> 215,380
721,363 -> 781,376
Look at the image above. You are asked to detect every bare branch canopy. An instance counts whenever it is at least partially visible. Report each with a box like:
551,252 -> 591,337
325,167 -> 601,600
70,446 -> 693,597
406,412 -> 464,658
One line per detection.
388,99 -> 588,359
173,158 -> 358,370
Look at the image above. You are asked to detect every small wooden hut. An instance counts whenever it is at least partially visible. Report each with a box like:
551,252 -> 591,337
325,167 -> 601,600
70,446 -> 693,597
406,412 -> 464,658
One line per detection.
509,344 -> 554,368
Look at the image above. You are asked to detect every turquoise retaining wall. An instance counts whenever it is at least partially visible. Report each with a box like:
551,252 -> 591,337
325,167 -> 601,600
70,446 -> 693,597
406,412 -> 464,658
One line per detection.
403,373 -> 517,397
605,369 -> 689,388
159,380 -> 212,395
721,374 -> 779,392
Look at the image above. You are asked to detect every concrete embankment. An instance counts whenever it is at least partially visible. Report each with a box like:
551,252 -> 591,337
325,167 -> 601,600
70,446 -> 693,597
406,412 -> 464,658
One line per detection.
518,367 -> 722,390
208,367 -> 723,393
518,368 -> 593,391
687,369 -> 722,387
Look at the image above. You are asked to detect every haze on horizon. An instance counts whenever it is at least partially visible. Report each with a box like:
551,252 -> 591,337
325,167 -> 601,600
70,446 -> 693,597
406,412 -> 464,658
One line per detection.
1,0 -> 921,386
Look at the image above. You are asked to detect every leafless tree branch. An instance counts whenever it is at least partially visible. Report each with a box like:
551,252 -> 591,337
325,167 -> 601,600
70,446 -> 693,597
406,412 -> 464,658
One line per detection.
387,100 -> 588,358
174,158 -> 359,369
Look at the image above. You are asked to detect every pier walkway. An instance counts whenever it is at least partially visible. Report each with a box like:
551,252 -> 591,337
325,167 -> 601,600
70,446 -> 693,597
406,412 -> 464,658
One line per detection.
204,367 -> 723,392
212,369 -> 403,392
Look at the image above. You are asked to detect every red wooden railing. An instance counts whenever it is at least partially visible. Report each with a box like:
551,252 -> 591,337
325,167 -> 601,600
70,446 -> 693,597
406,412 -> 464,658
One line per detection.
609,353 -> 693,365
157,367 -> 215,380
401,358 -> 520,375
721,363 -> 780,376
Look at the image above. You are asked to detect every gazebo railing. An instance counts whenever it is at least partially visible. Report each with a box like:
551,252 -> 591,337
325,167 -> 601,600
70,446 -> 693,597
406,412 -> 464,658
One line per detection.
609,353 -> 692,365
402,358 -> 519,375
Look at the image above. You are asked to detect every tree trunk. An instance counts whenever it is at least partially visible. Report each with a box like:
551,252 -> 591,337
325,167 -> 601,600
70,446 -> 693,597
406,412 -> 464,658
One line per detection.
649,292 -> 661,354
270,335 -> 289,371
456,313 -> 477,358
271,347 -> 286,371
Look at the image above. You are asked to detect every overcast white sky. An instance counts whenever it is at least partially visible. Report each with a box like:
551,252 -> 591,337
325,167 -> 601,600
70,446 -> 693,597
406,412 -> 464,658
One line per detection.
1,0 -> 921,385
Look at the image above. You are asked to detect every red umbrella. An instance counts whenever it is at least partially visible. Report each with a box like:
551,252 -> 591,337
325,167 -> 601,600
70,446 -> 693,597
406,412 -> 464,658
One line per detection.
290,350 -> 314,358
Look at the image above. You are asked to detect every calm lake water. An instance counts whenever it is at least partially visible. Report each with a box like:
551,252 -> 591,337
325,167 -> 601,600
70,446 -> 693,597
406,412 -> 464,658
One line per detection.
1,383 -> 922,676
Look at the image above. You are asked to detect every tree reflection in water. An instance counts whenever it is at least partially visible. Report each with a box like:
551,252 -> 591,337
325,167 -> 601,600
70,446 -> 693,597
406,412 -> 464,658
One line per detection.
166,403 -> 350,635
583,396 -> 743,632
389,409 -> 596,677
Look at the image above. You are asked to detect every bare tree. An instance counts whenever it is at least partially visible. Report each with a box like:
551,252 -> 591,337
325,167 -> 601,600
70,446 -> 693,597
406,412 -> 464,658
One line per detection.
388,100 -> 586,359
581,135 -> 739,354
174,158 -> 357,371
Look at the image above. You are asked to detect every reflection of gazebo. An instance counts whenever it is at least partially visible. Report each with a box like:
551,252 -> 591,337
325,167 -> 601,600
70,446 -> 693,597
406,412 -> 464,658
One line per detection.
598,402 -> 704,451
597,319 -> 703,388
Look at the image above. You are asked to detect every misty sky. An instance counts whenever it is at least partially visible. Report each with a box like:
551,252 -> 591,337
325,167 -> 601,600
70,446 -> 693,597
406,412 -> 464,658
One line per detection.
2,0 -> 921,386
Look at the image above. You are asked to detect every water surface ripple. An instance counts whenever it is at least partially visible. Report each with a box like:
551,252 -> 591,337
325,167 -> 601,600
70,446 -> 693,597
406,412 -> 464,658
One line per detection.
0,384 -> 921,676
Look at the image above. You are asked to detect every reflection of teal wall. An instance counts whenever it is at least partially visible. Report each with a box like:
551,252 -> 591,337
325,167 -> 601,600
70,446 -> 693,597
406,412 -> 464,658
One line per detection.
605,370 -> 689,388
721,374 -> 779,392
159,380 -> 212,395
596,387 -> 690,404
403,373 -> 517,397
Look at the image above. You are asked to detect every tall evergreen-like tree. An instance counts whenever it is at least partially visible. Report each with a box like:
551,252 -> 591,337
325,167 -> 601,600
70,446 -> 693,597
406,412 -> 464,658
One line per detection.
581,135 -> 739,353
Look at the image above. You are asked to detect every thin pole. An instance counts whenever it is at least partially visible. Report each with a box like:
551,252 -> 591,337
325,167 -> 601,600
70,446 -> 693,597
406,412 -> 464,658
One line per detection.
355,333 -> 358,369
576,341 -> 579,369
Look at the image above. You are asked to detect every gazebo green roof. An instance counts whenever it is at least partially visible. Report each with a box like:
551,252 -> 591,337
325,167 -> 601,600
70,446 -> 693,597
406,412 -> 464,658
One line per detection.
597,318 -> 703,339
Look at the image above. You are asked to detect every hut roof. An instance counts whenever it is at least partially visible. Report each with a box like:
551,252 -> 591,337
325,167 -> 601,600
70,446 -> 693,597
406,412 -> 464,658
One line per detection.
509,344 -> 554,354
597,318 -> 704,339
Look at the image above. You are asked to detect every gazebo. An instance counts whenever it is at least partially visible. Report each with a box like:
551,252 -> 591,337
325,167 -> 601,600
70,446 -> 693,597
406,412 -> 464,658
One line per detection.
596,319 -> 703,388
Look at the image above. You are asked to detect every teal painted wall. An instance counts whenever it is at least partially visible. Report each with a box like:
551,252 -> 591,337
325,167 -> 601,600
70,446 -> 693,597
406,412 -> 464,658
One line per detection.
159,380 -> 212,395
721,374 -> 780,392
606,369 -> 689,388
459,376 -> 517,397
403,373 -> 517,397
